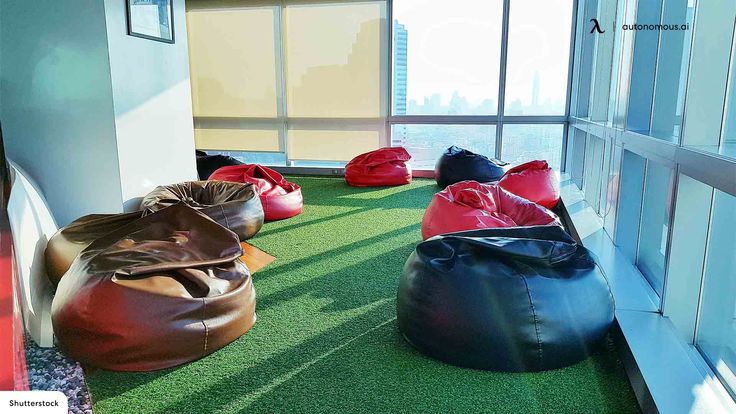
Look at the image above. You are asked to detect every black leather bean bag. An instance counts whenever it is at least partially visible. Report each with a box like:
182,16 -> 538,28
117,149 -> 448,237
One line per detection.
140,181 -> 264,241
434,146 -> 506,188
397,226 -> 614,372
196,150 -> 243,180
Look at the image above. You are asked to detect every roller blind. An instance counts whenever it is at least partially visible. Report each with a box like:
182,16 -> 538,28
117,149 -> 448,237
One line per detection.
186,0 -> 388,163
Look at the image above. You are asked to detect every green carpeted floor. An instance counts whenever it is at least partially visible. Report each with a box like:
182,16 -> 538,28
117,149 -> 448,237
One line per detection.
86,177 -> 639,414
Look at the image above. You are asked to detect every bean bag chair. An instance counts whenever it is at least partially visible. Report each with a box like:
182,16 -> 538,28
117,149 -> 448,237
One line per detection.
397,225 -> 614,372
498,160 -> 560,209
344,147 -> 412,187
421,181 -> 560,240
51,204 -> 257,371
196,150 -> 243,180
140,181 -> 264,240
434,146 -> 505,188
209,164 -> 303,221
45,211 -> 142,286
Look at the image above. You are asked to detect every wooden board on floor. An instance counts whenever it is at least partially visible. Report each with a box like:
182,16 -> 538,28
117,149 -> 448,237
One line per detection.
240,242 -> 276,274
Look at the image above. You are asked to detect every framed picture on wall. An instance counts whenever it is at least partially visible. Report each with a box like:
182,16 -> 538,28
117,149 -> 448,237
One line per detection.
126,0 -> 175,44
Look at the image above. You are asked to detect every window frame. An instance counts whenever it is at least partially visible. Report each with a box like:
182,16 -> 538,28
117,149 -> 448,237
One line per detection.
386,0 -> 577,170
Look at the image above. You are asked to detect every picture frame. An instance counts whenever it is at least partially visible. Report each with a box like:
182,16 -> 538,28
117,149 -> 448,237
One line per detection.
126,0 -> 175,44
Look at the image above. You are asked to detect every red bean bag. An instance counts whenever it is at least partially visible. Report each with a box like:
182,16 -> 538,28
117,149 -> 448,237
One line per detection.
345,147 -> 412,187
498,160 -> 560,209
421,180 -> 561,240
209,164 -> 303,221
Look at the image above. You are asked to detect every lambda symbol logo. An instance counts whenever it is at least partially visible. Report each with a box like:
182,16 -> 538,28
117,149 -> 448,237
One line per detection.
590,18 -> 605,34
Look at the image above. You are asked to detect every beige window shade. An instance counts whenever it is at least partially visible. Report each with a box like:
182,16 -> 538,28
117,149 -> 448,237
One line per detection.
284,2 -> 385,118
288,129 -> 380,161
187,7 -> 279,118
194,128 -> 280,152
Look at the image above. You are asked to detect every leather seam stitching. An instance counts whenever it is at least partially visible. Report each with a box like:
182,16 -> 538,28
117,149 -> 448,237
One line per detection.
201,297 -> 209,356
219,204 -> 230,231
518,271 -> 543,367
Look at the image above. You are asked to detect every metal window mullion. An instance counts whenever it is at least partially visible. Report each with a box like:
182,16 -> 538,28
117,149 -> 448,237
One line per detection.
495,0 -> 511,160
275,1 -> 291,165
562,0 -> 579,173
691,186 -> 716,344
385,0 -> 394,146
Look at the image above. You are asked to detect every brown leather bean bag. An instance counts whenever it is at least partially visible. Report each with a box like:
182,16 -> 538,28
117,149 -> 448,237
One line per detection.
45,211 -> 142,287
209,164 -> 303,221
51,204 -> 256,371
421,180 -> 561,240
140,181 -> 264,241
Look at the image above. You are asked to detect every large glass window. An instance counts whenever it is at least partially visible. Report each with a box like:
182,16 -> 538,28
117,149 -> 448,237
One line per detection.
186,0 -> 388,166
284,2 -> 384,118
391,124 -> 495,169
391,0 -> 503,116
649,0 -> 695,142
501,124 -> 564,171
504,0 -> 573,116
636,161 -> 675,296
391,0 -> 573,169
697,189 -> 736,397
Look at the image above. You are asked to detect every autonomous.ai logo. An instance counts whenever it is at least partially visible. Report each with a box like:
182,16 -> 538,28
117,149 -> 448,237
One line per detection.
590,18 -> 605,34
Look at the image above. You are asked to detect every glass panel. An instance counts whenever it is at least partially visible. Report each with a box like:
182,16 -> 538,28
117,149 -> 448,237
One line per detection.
697,189 -> 736,396
603,143 -> 623,237
682,2 -> 736,149
615,150 -> 646,263
588,0 -> 619,122
284,1 -> 385,118
650,0 -> 695,142
583,134 -> 604,212
206,150 -> 287,167
636,160 -> 675,297
625,1 -> 662,134
186,7 -> 279,118
573,0 -> 598,118
392,0 -> 503,115
194,128 -> 281,152
504,0 -> 573,116
501,124 -> 564,170
391,124 -> 496,170
664,174 -> 712,341
718,28 -> 736,160
288,129 -> 381,162
606,0 -> 627,125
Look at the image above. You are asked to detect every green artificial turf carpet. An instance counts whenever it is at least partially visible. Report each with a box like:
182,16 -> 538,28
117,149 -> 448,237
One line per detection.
86,177 -> 639,414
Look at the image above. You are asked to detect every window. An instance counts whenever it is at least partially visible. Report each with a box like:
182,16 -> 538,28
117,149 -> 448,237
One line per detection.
391,0 -> 573,170
681,1 -> 736,156
501,124 -> 564,171
186,0 -> 388,166
636,161 -> 675,296
391,0 -> 503,116
649,0 -> 695,142
284,2 -> 384,118
696,189 -> 736,397
625,1 -> 662,134
504,0 -> 572,116
391,124 -> 496,169
207,151 -> 287,166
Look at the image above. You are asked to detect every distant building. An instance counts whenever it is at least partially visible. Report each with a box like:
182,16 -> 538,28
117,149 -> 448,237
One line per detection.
531,71 -> 540,108
393,22 -> 408,115
393,21 -> 408,146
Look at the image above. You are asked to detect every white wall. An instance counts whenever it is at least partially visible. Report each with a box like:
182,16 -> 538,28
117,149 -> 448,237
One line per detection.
0,0 -> 124,226
103,0 -> 197,210
0,0 -> 197,223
